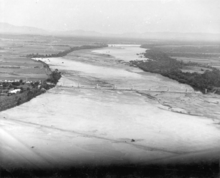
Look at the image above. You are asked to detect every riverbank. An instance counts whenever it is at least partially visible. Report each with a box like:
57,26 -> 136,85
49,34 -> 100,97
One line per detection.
0,60 -> 61,112
0,44 -> 108,112
130,48 -> 220,94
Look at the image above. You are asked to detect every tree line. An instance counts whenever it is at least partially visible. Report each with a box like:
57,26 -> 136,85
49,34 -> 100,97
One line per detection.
26,44 -> 108,58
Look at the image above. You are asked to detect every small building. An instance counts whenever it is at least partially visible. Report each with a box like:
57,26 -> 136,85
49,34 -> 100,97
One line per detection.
46,82 -> 55,86
41,88 -> 46,92
8,89 -> 21,94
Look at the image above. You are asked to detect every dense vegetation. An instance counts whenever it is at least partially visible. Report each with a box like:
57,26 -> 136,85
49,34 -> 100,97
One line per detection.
130,49 -> 220,94
0,67 -> 61,111
27,44 -> 108,58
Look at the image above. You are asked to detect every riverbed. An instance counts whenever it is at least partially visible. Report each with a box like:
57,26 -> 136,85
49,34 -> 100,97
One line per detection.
0,44 -> 220,170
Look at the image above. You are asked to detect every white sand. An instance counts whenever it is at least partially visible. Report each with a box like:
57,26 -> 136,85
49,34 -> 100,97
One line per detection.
93,44 -> 147,62
1,45 -> 220,170
35,57 -> 142,79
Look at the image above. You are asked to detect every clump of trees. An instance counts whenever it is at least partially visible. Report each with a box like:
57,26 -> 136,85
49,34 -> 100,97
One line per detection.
46,69 -> 61,84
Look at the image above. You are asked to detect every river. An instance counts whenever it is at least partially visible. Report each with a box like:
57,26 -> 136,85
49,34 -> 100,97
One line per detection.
0,44 -> 220,170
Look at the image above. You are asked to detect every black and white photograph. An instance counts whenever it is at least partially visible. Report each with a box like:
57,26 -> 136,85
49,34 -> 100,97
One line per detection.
0,0 -> 220,177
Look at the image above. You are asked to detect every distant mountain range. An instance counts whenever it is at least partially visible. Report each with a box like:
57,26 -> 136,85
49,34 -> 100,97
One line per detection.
0,22 -> 47,34
0,22 -> 219,41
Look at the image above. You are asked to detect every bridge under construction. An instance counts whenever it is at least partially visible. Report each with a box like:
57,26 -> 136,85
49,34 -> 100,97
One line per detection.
53,84 -> 198,95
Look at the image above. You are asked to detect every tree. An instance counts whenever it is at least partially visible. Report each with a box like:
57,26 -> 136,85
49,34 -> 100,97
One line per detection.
17,98 -> 21,105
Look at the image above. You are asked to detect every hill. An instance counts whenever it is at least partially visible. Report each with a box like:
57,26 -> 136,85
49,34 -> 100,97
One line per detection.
0,22 -> 48,35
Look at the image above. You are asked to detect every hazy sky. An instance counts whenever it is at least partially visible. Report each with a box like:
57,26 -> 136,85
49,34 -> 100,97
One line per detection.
1,0 -> 220,34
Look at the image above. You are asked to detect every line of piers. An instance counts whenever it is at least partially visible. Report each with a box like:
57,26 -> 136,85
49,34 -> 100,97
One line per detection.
55,84 -> 196,94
